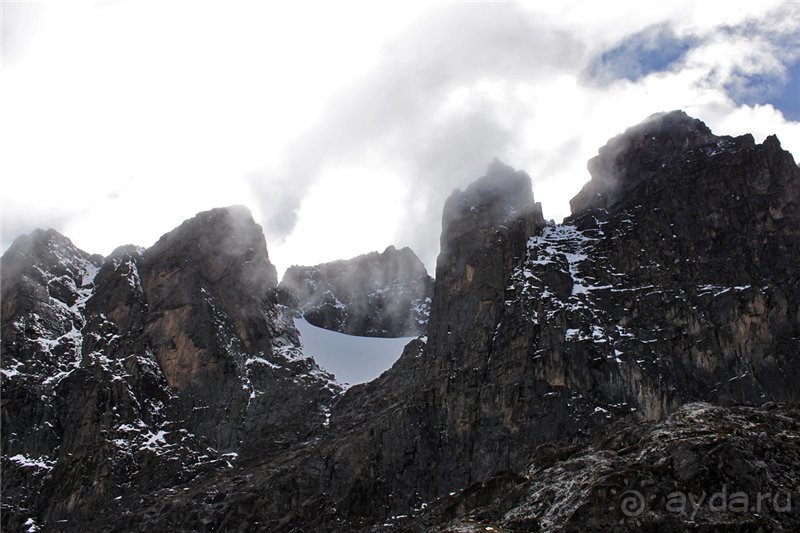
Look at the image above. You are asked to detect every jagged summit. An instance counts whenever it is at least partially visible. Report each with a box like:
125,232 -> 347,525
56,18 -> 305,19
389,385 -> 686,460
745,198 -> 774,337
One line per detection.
592,110 -> 717,169
1,227 -> 102,329
442,159 -> 539,233
280,245 -> 433,337
3,112 -> 800,531
466,158 -> 532,200
613,109 -> 714,147
1,206 -> 340,529
145,205 -> 278,290
106,243 -> 145,260
436,160 -> 545,280
7,227 -> 75,253
569,110 -> 792,215
2,228 -> 102,275
149,205 -> 262,248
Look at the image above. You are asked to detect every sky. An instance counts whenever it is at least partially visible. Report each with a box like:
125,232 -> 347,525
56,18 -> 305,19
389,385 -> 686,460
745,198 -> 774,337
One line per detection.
2,1 -> 799,278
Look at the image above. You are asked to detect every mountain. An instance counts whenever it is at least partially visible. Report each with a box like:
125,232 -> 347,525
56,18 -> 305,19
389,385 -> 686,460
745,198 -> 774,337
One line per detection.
280,246 -> 433,337
2,111 -> 799,531
1,207 -> 339,530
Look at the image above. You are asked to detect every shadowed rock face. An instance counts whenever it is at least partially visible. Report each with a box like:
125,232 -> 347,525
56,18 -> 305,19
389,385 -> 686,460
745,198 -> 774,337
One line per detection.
296,115 -> 798,529
280,245 -> 433,337
1,207 -> 338,530
570,110 -> 719,214
1,229 -> 103,466
432,159 -> 545,345
387,403 -> 800,532
3,112 -> 800,532
132,206 -> 287,450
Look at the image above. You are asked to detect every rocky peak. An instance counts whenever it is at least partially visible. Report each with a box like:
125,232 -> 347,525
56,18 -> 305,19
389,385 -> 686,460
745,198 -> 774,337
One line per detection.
0,226 -> 99,319
601,109 -> 716,160
106,244 -> 146,261
569,112 -> 800,286
441,159 -> 538,233
572,110 -> 744,214
376,245 -> 428,282
1,228 -> 101,381
4,112 -> 800,532
112,205 -> 338,454
1,228 -> 101,293
1,206 -> 341,529
136,206 -> 282,390
144,205 -> 277,292
431,160 -> 545,350
280,245 -> 433,337
314,120 -> 800,526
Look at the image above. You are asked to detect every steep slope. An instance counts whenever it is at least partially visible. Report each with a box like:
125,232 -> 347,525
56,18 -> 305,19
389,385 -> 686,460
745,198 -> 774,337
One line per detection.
226,113 -> 799,530
1,207 -> 339,531
280,246 -> 433,337
389,402 -> 800,532
3,111 -> 799,532
382,111 -> 800,530
1,229 -> 105,530
100,160 -> 551,530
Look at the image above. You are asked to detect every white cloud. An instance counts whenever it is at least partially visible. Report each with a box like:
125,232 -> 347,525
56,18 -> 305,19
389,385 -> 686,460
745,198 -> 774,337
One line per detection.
1,0 -> 429,254
269,165 -> 409,271
2,1 -> 798,277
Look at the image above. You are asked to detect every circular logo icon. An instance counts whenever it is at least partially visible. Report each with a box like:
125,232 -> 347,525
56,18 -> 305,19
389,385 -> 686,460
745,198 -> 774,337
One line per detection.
620,489 -> 645,517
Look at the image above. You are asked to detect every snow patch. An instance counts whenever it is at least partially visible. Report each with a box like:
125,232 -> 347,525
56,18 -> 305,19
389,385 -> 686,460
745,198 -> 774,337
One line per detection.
141,430 -> 169,452
294,318 -> 414,386
8,454 -> 55,471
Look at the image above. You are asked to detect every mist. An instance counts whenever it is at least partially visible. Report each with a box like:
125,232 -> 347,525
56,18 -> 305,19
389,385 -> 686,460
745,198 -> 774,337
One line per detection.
254,2 -> 800,276
2,2 -> 799,278
280,245 -> 433,338
252,3 -> 584,273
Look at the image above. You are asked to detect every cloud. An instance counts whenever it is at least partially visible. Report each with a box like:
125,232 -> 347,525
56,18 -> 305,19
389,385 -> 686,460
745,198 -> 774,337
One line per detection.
2,1 -> 799,279
258,3 -> 585,272
0,1 -> 43,67
263,2 -> 800,275
707,9 -> 800,120
0,1 -> 430,255
250,3 -> 584,232
1,200 -> 71,251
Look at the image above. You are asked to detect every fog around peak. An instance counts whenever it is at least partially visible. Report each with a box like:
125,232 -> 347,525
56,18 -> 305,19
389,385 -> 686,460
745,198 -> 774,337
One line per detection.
2,2 -> 799,276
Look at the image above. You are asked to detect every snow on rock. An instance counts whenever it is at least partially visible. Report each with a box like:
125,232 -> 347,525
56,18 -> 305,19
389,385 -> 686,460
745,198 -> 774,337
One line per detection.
8,454 -> 55,471
141,430 -> 170,452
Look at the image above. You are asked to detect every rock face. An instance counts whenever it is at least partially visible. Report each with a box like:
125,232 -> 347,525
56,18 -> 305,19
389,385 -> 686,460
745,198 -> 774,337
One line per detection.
280,246 -> 433,337
3,112 -> 800,532
1,207 -> 338,531
391,402 -> 800,532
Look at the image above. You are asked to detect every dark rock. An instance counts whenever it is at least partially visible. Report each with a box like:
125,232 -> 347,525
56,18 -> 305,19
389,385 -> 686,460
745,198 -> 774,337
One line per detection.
1,207 -> 339,530
411,403 -> 800,532
280,245 -> 433,337
3,112 -> 800,532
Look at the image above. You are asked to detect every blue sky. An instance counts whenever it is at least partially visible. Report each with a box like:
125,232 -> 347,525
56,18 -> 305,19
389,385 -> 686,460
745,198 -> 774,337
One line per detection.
2,2 -> 799,275
586,26 -> 698,83
736,60 -> 800,121
587,22 -> 800,121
